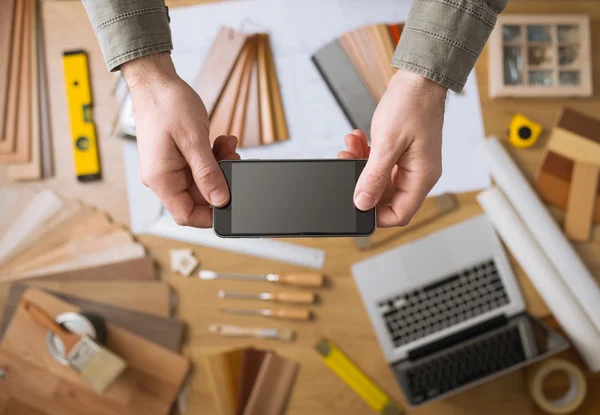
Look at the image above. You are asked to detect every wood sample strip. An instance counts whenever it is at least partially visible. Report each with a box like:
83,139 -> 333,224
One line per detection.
564,163 -> 599,241
243,352 -> 299,415
204,351 -> 238,415
236,348 -> 267,414
356,27 -> 386,100
366,25 -> 391,95
312,40 -> 377,142
338,32 -> 379,101
375,24 -> 397,84
0,0 -> 16,133
194,27 -> 248,115
355,193 -> 458,250
37,6 -> 53,178
230,37 -> 256,143
242,50 -> 261,147
0,0 -> 31,163
9,0 -> 41,180
547,128 -> 600,166
264,36 -> 288,142
0,280 -> 170,317
0,0 -> 24,152
1,289 -> 190,415
210,38 -> 253,143
0,284 -> 182,350
388,24 -> 404,46
257,34 -> 275,145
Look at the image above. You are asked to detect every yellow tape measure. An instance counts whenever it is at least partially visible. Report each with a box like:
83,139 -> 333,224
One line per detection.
316,339 -> 404,415
63,50 -> 101,182
509,114 -> 543,149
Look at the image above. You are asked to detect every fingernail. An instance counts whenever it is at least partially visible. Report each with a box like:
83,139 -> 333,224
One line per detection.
210,187 -> 229,206
355,192 -> 376,210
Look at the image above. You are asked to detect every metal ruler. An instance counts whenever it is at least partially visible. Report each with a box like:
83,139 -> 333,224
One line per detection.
148,215 -> 326,270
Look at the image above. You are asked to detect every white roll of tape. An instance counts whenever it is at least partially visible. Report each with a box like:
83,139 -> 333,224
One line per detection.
529,359 -> 587,414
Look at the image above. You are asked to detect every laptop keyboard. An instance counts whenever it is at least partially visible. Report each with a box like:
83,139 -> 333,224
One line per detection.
402,325 -> 525,404
377,258 -> 510,348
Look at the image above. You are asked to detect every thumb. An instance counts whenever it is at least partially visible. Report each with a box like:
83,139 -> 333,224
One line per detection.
354,144 -> 398,211
183,135 -> 230,207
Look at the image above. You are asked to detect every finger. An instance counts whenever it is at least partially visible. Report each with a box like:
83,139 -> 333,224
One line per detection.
151,168 -> 212,227
352,129 -> 371,156
178,133 -> 230,207
376,171 -> 434,227
337,150 -> 357,159
344,134 -> 366,158
354,139 -> 399,211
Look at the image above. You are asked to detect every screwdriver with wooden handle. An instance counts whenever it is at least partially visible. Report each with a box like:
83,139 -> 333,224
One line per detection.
221,307 -> 312,321
218,290 -> 316,304
199,270 -> 324,288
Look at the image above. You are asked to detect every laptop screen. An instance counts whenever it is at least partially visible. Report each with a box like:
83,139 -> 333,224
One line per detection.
392,314 -> 568,407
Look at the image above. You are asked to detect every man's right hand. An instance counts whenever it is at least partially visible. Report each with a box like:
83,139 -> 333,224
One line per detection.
122,52 -> 239,228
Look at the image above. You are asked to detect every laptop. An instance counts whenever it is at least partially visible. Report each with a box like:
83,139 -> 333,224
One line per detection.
352,215 -> 569,407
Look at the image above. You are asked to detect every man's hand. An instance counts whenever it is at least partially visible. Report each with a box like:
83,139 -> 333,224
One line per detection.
122,53 -> 239,228
339,70 -> 447,227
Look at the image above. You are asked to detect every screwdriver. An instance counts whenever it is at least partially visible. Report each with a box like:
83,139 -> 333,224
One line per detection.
218,290 -> 316,304
221,307 -> 312,321
199,270 -> 325,288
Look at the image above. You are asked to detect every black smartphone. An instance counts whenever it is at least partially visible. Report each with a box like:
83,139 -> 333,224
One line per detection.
213,159 -> 376,238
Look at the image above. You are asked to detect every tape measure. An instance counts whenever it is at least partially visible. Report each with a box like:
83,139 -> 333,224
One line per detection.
63,50 -> 101,182
316,339 -> 404,415
509,114 -> 543,149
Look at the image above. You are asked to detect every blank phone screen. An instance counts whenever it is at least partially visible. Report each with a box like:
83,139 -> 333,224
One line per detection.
229,161 -> 359,235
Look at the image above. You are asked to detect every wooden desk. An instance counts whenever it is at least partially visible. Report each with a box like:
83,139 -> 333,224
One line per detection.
1,1 -> 599,414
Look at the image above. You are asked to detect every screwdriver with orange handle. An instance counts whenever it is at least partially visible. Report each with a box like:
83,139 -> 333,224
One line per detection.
199,270 -> 325,288
218,290 -> 316,304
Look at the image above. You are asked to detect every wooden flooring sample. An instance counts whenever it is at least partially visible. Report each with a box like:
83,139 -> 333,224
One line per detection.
339,33 -> 379,101
264,36 -> 288,142
242,54 -> 261,147
0,0 -> 16,134
0,284 -> 182,350
9,0 -> 41,180
230,37 -> 256,142
236,348 -> 267,414
37,8 -> 53,178
210,38 -> 253,143
194,27 -> 248,115
0,0 -> 24,152
204,351 -> 239,415
564,162 -> 599,241
1,289 -> 189,415
257,34 -> 275,145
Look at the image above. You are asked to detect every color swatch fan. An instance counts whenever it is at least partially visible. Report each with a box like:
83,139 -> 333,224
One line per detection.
312,23 -> 404,141
194,27 -> 288,148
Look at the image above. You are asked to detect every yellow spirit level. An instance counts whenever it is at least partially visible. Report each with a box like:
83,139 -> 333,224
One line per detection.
316,339 -> 404,415
63,50 -> 101,182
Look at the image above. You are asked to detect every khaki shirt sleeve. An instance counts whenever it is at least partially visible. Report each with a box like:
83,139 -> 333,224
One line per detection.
82,0 -> 173,71
393,0 -> 509,92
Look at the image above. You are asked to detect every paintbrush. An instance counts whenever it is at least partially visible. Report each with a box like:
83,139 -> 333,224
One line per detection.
199,270 -> 325,287
208,324 -> 296,342
218,290 -> 316,304
21,299 -> 127,394
221,306 -> 312,321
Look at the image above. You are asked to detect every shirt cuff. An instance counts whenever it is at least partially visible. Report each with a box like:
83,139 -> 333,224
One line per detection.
392,0 -> 504,92
82,0 -> 173,71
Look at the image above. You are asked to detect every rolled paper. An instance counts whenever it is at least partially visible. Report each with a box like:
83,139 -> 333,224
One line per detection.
478,187 -> 600,372
480,137 -> 600,336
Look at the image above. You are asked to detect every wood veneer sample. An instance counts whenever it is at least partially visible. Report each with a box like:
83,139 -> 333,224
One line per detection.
236,348 -> 267,415
37,7 -> 53,178
242,54 -> 261,148
0,284 -> 182,350
194,27 -> 248,115
9,0 -> 41,180
339,32 -> 379,101
388,24 -> 404,46
242,352 -> 298,415
210,38 -> 254,143
0,0 -> 25,153
230,37 -> 257,144
264,36 -> 288,142
257,34 -> 275,145
0,0 -> 16,134
564,162 -> 599,241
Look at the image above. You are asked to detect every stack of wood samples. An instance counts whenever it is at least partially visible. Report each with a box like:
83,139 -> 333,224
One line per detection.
194,27 -> 288,148
312,23 -> 404,141
0,0 -> 52,181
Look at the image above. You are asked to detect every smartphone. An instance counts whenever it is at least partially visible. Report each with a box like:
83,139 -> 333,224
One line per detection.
213,159 -> 376,238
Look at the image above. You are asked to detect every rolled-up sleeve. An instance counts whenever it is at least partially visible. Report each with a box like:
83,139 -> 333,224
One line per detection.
393,0 -> 509,92
82,0 -> 173,71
